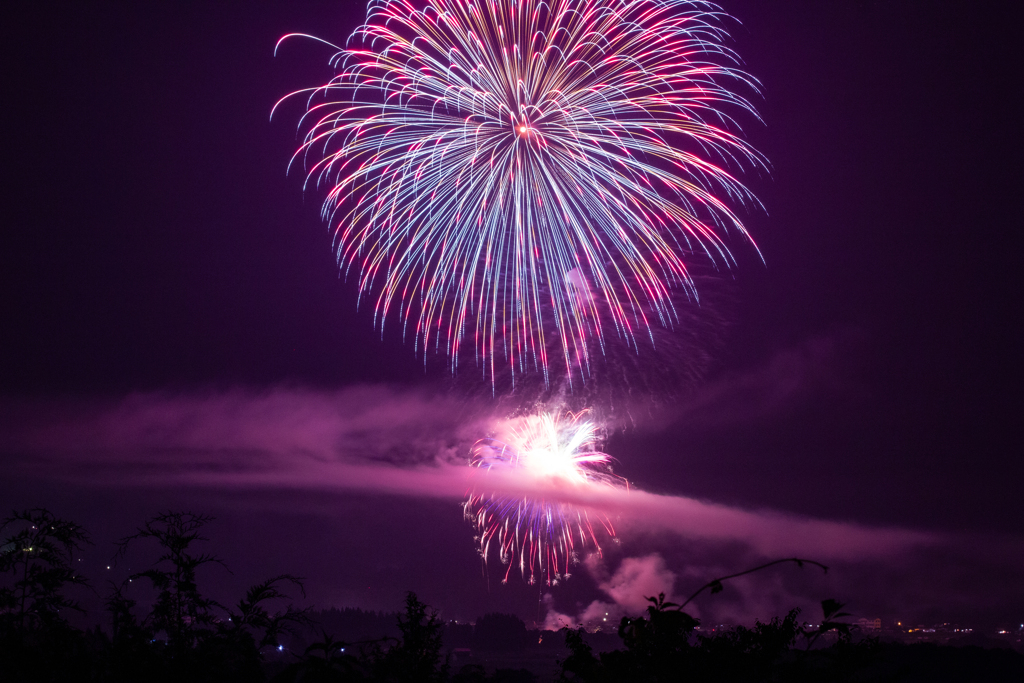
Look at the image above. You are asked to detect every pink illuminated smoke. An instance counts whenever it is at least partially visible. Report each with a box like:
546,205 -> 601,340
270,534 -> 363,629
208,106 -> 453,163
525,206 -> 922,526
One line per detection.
464,411 -> 627,585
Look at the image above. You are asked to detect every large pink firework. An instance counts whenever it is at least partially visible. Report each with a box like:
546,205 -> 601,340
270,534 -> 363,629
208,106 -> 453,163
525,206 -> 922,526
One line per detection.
276,0 -> 763,385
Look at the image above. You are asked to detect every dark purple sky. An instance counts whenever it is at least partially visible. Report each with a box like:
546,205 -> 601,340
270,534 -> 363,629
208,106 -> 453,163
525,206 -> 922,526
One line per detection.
2,0 -> 1022,630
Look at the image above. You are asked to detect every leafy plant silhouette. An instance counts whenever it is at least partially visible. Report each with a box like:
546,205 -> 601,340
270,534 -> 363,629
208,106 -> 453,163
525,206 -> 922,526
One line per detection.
558,558 -> 869,683
0,508 -> 91,631
802,598 -> 853,649
273,591 -> 448,683
110,511 -> 309,682
115,511 -> 225,658
3,509 -> 1021,682
369,591 -> 450,683
0,509 -> 93,681
225,575 -> 311,652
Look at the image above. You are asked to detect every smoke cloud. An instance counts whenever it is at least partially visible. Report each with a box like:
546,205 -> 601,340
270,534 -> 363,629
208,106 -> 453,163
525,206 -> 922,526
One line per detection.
8,385 -> 1018,627
544,554 -> 677,630
4,386 -> 931,564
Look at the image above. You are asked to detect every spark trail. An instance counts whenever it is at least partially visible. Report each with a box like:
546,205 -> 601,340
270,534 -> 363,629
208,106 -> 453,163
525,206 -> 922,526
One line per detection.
464,411 -> 626,585
276,0 -> 764,385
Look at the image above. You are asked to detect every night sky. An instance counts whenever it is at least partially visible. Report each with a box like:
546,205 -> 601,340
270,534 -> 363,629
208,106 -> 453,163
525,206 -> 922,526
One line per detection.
2,1 -> 1021,630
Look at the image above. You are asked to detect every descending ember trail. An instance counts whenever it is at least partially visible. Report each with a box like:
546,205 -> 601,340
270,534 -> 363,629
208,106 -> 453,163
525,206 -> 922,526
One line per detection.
464,411 -> 626,585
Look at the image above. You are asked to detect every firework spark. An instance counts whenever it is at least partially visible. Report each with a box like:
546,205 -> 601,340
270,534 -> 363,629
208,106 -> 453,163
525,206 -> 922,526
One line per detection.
464,411 -> 626,585
276,0 -> 764,384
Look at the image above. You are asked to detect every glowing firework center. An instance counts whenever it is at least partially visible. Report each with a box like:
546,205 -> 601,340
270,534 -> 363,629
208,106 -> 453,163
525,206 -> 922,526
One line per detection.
465,412 -> 626,585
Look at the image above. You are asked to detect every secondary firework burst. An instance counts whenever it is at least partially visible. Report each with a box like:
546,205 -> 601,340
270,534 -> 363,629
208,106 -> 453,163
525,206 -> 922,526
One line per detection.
276,0 -> 764,384
464,411 -> 626,585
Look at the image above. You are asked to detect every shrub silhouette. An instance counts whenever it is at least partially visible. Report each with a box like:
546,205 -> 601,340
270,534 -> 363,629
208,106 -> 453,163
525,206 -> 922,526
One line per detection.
111,511 -> 310,682
0,509 -> 314,682
115,512 -> 225,660
0,509 -> 91,630
3,510 -> 1023,682
270,632 -> 366,682
559,595 -> 853,682
0,508 -> 93,681
555,560 -> 892,683
369,591 -> 449,682
274,592 -> 448,683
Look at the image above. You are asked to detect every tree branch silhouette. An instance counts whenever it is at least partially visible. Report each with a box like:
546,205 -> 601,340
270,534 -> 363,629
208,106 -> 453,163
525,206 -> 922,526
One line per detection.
680,557 -> 829,610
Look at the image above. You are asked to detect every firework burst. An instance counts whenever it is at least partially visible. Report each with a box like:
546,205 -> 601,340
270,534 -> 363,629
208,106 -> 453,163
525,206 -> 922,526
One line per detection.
464,411 -> 626,585
276,0 -> 764,384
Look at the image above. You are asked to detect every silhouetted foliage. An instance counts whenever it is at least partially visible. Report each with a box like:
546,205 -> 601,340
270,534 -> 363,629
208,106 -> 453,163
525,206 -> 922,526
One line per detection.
555,558 -> 887,683
370,592 -> 449,682
559,593 -> 703,683
3,509 -> 1023,682
107,512 -> 312,682
225,575 -> 311,652
0,509 -> 93,682
274,592 -> 449,683
116,511 -> 225,658
201,575 -> 311,683
271,632 -> 367,683
0,509 -> 313,682
0,508 -> 91,630
101,579 -> 168,682
803,597 -> 853,648
557,595 -> 949,682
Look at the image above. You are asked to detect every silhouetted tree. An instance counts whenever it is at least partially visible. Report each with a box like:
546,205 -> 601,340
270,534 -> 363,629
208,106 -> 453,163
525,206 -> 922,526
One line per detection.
558,594 -> 899,682
101,579 -> 168,682
113,511 -> 309,682
4,510 -> 1021,682
560,592 -> 700,682
0,508 -> 93,682
116,511 -> 224,661
200,575 -> 310,683
690,609 -> 801,680
370,592 -> 449,682
0,508 -> 91,631
222,574 -> 310,651
557,559 -> 870,683
271,632 -> 368,683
